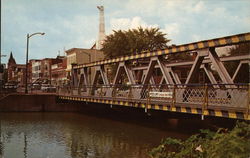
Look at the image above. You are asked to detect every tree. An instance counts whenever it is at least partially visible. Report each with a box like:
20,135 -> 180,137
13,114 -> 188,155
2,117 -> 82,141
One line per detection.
228,42 -> 250,56
102,27 -> 170,58
224,42 -> 250,83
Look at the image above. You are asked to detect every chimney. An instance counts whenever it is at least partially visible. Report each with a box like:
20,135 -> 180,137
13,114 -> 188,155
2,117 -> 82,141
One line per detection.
97,6 -> 105,50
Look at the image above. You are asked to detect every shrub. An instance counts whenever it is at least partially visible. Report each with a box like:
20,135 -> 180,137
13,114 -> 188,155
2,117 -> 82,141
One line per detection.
149,121 -> 250,158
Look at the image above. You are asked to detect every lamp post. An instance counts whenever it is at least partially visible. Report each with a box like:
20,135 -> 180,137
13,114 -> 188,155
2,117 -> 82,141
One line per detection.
0,0 -> 2,92
25,32 -> 45,94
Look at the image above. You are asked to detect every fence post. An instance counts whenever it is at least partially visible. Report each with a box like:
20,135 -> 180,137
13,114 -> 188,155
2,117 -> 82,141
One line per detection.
112,85 -> 117,102
171,85 -> 176,110
247,83 -> 250,120
70,86 -> 73,96
202,84 -> 208,120
87,85 -> 91,96
100,86 -> 103,98
128,85 -> 132,100
78,85 -> 81,96
57,86 -> 59,95
205,83 -> 208,109
145,84 -> 150,113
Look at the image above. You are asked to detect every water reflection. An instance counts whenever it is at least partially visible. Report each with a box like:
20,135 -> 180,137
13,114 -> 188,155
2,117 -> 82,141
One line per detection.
0,113 -> 187,158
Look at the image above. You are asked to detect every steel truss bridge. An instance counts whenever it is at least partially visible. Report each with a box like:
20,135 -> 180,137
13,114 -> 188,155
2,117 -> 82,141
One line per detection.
58,32 -> 250,120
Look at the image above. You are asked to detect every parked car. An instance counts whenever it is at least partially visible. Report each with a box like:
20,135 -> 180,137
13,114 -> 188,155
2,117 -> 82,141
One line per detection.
3,83 -> 18,92
31,84 -> 41,90
41,84 -> 56,92
3,83 -> 17,89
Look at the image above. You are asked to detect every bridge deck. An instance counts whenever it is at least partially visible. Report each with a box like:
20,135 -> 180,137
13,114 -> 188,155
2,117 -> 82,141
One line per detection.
58,84 -> 249,120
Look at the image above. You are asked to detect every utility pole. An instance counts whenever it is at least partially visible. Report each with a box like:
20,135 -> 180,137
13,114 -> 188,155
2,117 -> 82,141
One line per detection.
25,32 -> 45,93
0,0 -> 3,92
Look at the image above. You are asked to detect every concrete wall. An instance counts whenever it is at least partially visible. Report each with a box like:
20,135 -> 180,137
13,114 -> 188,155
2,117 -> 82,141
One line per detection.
0,94 -> 83,112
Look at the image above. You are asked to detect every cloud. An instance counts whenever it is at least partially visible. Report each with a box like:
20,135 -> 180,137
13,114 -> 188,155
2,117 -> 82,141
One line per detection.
124,0 -> 158,16
110,18 -> 131,31
162,23 -> 180,43
2,0 -> 250,64
190,1 -> 206,13
191,34 -> 202,42
109,16 -> 158,32
243,16 -> 250,28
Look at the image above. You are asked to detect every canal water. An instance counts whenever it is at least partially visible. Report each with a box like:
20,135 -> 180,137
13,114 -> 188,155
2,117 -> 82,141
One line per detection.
0,112 -> 190,158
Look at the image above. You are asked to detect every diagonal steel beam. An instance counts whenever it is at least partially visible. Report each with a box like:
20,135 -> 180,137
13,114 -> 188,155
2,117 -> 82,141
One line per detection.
169,67 -> 181,84
159,67 -> 181,84
185,49 -> 209,84
201,64 -> 219,88
209,48 -> 234,84
99,65 -> 109,85
78,73 -> 84,87
71,68 -> 78,87
232,61 -> 249,81
141,69 -> 155,84
82,67 -> 89,86
124,62 -> 136,84
142,57 -> 158,85
131,54 -> 250,70
77,73 -> 84,94
113,63 -> 123,85
78,68 -> 89,87
81,67 -> 90,94
157,59 -> 174,84
91,67 -> 100,95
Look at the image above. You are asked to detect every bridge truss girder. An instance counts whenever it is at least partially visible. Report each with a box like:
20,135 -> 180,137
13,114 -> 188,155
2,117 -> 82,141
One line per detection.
113,62 -> 136,85
70,33 -> 250,99
71,51 -> 249,98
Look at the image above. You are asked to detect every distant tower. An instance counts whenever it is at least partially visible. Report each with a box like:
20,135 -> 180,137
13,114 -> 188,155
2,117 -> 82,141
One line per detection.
96,6 -> 105,50
7,52 -> 16,82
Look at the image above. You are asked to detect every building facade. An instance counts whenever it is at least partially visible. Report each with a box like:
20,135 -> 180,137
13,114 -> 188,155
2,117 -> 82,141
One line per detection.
30,59 -> 42,83
7,52 -> 26,85
66,48 -> 103,71
65,48 -> 104,81
51,56 -> 67,86
29,57 -> 64,84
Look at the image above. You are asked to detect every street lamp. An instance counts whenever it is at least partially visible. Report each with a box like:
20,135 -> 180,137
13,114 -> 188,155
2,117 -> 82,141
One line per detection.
25,32 -> 45,94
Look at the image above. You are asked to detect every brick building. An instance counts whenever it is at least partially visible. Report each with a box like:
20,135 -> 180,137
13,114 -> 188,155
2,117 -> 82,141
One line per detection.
30,59 -> 41,83
51,56 -> 67,86
7,52 -> 26,85
30,57 -> 64,84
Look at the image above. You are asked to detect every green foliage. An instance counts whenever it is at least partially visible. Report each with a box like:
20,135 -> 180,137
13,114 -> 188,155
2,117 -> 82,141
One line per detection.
224,42 -> 250,83
149,122 -> 250,158
167,52 -> 193,62
228,43 -> 250,56
102,27 -> 170,58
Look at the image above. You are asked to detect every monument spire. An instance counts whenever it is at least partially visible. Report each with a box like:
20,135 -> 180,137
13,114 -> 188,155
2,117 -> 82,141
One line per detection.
96,6 -> 105,50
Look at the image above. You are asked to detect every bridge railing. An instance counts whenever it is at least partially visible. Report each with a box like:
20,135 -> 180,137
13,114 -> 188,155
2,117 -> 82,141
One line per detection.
58,83 -> 249,111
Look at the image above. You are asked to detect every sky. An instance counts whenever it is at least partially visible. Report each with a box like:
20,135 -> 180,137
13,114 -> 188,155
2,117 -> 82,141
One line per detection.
1,0 -> 250,64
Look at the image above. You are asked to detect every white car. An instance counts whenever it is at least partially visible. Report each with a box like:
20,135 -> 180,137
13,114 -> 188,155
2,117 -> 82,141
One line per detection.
41,84 -> 56,92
